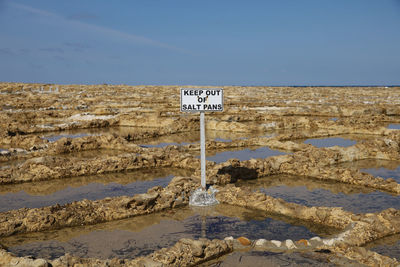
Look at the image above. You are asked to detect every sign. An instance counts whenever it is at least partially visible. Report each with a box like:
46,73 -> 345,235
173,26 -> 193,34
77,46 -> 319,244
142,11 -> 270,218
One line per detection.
180,88 -> 224,200
181,88 -> 223,112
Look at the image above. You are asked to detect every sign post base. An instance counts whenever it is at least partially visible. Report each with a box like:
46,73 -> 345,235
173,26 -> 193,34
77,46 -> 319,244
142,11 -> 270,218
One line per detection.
181,88 -> 223,207
189,186 -> 219,207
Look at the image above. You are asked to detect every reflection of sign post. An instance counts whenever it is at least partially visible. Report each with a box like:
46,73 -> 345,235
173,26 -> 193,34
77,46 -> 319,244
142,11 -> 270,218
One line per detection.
181,88 -> 223,189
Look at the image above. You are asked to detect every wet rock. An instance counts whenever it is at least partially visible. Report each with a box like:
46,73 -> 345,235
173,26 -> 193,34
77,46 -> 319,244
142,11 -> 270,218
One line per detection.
0,176 -> 198,237
328,244 -> 400,267
143,238 -> 232,266
2,83 -> 400,266
128,192 -> 159,209
180,238 -> 206,257
0,249 -> 50,267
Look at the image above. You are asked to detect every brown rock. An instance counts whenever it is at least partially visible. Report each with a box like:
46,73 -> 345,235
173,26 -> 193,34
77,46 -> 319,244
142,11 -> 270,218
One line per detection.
296,239 -> 309,246
237,236 -> 251,246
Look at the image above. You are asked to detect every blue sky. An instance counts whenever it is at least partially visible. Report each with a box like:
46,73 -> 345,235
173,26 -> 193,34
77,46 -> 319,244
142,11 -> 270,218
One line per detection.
0,0 -> 399,85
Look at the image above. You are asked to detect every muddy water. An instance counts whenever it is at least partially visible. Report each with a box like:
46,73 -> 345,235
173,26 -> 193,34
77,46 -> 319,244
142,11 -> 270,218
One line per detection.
2,205 -> 336,260
205,147 -> 288,163
365,234 -> 400,261
206,251 -> 339,267
0,168 -> 192,212
236,174 -> 400,213
340,159 -> 400,182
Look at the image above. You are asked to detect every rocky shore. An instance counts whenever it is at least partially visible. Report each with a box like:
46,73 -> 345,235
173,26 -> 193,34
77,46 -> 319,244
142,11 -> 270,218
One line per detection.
1,83 -> 400,266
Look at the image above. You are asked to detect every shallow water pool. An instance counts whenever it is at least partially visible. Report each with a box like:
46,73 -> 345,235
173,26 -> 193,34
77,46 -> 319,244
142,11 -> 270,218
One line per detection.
42,133 -> 92,142
304,137 -> 357,148
0,168 -> 191,212
207,250 -> 338,267
237,174 -> 400,213
340,159 -> 400,183
365,234 -> 400,261
2,205 -> 336,260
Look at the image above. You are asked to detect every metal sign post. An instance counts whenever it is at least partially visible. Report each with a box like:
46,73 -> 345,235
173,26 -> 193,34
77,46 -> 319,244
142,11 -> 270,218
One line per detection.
180,88 -> 223,206
200,111 -> 206,189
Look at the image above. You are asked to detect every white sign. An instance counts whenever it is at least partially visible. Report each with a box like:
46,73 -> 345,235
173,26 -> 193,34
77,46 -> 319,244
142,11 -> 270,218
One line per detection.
181,88 -> 223,112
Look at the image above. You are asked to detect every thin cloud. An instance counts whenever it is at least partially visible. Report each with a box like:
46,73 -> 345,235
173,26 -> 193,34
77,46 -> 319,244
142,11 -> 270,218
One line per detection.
10,3 -> 192,54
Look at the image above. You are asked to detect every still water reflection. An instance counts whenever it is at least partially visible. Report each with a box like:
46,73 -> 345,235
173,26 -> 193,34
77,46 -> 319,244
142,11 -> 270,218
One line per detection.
3,205 -> 336,260
340,159 -> 400,183
237,174 -> 400,213
0,168 -> 192,212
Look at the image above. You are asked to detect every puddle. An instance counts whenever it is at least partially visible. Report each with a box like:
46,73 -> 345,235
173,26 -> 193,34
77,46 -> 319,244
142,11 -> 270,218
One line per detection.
42,133 -> 92,142
237,174 -> 400,214
365,234 -> 400,261
388,124 -> 400,130
304,137 -> 357,148
213,138 -> 232,142
340,159 -> 400,183
329,118 -> 338,122
0,168 -> 192,212
205,146 -> 288,164
2,205 -> 336,260
206,250 -> 338,267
